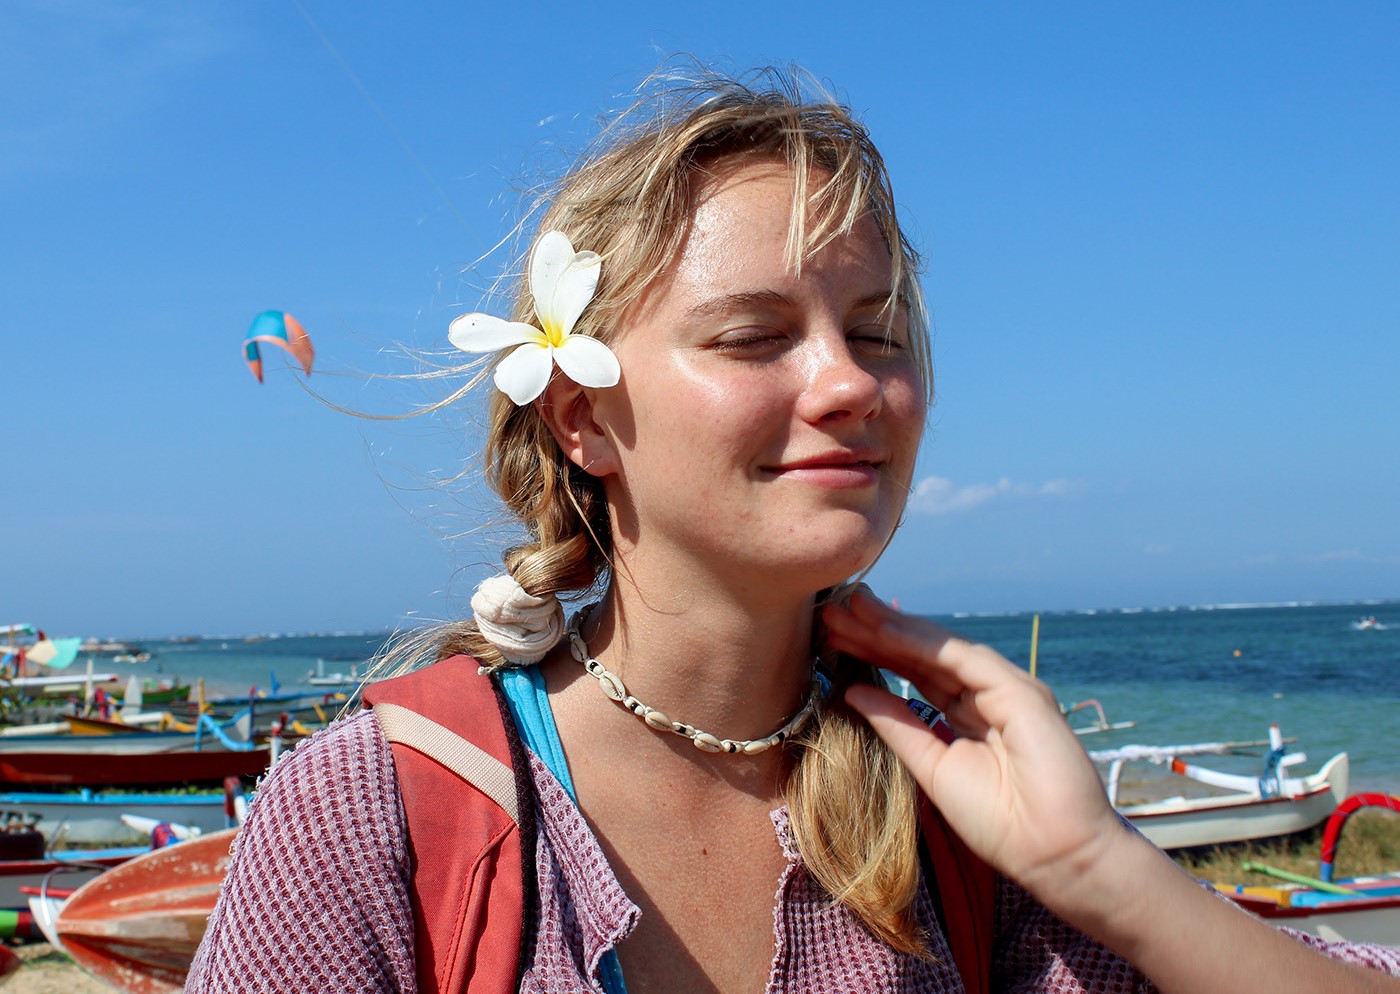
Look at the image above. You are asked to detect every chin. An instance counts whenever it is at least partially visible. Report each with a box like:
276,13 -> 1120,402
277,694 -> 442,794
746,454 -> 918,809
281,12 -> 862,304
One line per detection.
774,527 -> 891,590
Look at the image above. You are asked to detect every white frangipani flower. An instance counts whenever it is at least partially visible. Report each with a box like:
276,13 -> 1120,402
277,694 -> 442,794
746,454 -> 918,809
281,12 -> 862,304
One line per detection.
448,231 -> 621,405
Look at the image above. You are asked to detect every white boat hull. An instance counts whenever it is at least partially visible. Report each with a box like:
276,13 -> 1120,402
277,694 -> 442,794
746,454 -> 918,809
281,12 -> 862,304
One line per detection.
1120,753 -> 1348,850
0,790 -> 231,845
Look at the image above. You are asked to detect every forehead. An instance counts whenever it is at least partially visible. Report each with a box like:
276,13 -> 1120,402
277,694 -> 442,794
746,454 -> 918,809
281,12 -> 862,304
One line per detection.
679,158 -> 893,289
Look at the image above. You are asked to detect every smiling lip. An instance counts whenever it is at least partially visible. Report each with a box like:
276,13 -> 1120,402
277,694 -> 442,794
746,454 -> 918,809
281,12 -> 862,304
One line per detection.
765,452 -> 883,488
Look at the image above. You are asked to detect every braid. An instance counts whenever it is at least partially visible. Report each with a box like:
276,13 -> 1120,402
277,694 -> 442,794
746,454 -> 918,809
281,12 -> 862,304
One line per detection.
439,395 -> 610,667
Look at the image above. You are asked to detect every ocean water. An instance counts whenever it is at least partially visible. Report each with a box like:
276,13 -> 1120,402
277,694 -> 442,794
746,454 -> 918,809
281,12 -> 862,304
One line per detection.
102,600 -> 1400,792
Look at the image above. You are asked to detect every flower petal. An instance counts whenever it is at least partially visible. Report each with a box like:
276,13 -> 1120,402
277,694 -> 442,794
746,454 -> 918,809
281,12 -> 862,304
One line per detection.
448,313 -> 544,353
546,252 -> 601,335
553,334 -> 621,388
530,232 -> 600,334
494,343 -> 553,405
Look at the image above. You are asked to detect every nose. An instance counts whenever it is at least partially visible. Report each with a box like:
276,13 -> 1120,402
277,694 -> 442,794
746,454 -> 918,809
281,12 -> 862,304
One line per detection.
795,333 -> 884,425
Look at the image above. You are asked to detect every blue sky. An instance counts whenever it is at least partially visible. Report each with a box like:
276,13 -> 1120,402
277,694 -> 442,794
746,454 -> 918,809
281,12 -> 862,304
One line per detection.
5,2 -> 1398,636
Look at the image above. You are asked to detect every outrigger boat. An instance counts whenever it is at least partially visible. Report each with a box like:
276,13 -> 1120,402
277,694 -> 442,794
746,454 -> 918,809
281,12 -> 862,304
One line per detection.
0,823 -> 145,914
0,709 -> 268,788
42,827 -> 237,993
307,657 -> 363,687
1062,698 -> 1136,736
1090,725 -> 1349,850
0,783 -> 242,845
1217,793 -> 1400,947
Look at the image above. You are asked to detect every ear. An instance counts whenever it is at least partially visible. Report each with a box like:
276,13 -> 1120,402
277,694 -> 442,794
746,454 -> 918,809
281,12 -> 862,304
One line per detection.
535,373 -> 619,478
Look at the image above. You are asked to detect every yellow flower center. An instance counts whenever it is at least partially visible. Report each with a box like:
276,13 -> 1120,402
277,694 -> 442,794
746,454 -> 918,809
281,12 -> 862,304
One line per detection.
540,319 -> 567,348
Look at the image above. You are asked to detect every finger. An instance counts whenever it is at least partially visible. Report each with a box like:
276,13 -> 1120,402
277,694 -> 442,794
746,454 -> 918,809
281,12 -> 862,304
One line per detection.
827,595 -> 1032,696
828,604 -> 1059,741
845,684 -> 950,786
823,605 -> 983,706
826,592 -> 957,665
935,688 -> 994,739
824,605 -> 970,707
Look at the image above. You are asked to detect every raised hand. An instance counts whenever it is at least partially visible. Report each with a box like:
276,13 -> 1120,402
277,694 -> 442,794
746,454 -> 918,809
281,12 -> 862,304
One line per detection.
823,590 -> 1124,897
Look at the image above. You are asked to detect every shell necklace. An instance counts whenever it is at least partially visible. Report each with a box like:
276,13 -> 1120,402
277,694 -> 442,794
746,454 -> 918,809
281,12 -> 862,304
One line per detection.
567,605 -> 824,755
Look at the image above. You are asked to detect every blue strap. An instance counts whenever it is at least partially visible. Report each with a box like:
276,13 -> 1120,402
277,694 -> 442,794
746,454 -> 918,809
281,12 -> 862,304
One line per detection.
499,667 -> 577,798
498,667 -> 629,994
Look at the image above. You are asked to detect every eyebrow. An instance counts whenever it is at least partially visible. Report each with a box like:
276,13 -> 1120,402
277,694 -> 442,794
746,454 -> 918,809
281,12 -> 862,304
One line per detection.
683,289 -> 905,320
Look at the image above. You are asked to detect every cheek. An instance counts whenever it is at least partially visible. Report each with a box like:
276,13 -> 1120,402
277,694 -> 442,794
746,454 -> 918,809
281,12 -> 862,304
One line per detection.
886,374 -> 928,455
641,364 -> 788,442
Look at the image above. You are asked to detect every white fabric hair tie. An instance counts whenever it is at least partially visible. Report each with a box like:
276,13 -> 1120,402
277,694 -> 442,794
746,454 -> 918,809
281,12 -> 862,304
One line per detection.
471,573 -> 565,666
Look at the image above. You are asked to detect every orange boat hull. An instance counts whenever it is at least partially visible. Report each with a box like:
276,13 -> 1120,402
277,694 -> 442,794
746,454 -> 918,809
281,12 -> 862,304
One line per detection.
55,828 -> 236,994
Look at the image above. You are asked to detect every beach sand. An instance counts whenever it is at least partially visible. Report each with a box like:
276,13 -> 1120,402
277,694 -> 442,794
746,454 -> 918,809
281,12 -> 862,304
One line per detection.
7,943 -> 110,994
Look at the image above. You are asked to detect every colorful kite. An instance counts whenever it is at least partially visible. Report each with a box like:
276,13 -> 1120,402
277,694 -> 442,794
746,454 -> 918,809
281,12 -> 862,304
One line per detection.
244,310 -> 314,383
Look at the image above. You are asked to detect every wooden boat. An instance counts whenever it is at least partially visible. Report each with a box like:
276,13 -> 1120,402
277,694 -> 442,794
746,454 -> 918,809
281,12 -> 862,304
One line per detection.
0,787 -> 234,845
1116,753 -> 1348,850
0,731 -> 206,754
1217,793 -> 1400,947
306,658 -> 363,687
1091,725 -> 1349,849
0,746 -> 269,788
1061,698 -> 1136,736
0,846 -> 139,911
52,827 -> 236,994
62,712 -> 170,735
0,702 -> 263,787
110,683 -> 190,707
2,672 -> 120,696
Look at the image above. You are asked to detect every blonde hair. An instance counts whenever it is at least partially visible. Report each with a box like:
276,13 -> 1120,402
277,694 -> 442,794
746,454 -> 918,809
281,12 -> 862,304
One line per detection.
399,67 -> 933,956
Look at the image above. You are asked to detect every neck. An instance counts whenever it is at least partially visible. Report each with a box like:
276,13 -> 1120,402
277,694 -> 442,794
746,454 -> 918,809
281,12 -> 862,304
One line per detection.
589,582 -> 818,740
539,572 -> 823,788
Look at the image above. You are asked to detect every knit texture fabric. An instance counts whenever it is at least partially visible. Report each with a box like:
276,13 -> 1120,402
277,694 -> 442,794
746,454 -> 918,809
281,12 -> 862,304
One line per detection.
186,710 -> 417,992
186,710 -> 1400,993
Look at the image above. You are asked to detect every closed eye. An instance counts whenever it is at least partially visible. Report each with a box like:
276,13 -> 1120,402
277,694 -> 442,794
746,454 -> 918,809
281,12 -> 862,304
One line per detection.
710,327 -> 789,354
849,323 -> 907,352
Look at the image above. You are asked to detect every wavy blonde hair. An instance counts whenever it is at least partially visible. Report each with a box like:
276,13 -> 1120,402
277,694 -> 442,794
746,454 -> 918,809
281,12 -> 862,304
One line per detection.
386,66 -> 934,956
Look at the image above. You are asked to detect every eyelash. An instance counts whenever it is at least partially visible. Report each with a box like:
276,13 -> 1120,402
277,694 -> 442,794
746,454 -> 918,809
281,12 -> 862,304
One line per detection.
712,326 -> 906,354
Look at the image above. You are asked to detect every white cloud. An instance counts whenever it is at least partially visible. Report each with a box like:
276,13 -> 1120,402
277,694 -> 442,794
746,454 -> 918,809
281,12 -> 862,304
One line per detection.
908,476 -> 1078,516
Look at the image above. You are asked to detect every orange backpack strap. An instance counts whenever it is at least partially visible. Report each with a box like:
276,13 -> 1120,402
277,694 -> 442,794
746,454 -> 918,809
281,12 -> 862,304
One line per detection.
920,798 -> 996,994
362,657 -> 534,994
911,702 -> 996,994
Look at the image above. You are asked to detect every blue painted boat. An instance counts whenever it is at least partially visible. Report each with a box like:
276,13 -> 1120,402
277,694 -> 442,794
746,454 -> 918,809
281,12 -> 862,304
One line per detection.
0,788 -> 236,844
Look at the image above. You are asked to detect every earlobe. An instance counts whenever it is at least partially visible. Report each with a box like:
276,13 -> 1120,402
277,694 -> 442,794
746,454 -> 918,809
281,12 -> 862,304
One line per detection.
536,375 -> 618,478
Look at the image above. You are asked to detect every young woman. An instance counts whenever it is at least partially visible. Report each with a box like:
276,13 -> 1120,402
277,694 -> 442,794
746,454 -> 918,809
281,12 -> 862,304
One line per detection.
187,72 -> 1400,994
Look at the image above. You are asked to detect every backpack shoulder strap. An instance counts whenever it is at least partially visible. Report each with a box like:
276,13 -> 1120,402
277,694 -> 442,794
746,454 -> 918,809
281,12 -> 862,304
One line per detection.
920,800 -> 996,994
362,657 -> 533,994
909,701 -> 996,994
372,702 -> 520,822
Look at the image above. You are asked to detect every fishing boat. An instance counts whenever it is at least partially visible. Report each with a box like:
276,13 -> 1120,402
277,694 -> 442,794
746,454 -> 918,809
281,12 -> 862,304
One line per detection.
1216,793 -> 1400,947
306,657 -> 362,687
0,707 -> 267,787
0,843 -> 140,912
2,670 -> 120,697
0,744 -> 270,789
1061,698 -> 1136,736
1091,725 -> 1349,850
48,827 -> 236,993
111,681 -> 190,706
0,787 -> 237,845
62,712 -> 170,734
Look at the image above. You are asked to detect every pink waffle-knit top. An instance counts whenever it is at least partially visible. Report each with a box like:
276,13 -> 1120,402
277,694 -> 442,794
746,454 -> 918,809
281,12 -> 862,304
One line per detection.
187,711 -> 1400,993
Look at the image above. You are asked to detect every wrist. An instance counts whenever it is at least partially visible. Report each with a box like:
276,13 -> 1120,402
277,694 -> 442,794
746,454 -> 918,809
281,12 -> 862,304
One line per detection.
1017,818 -> 1168,955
